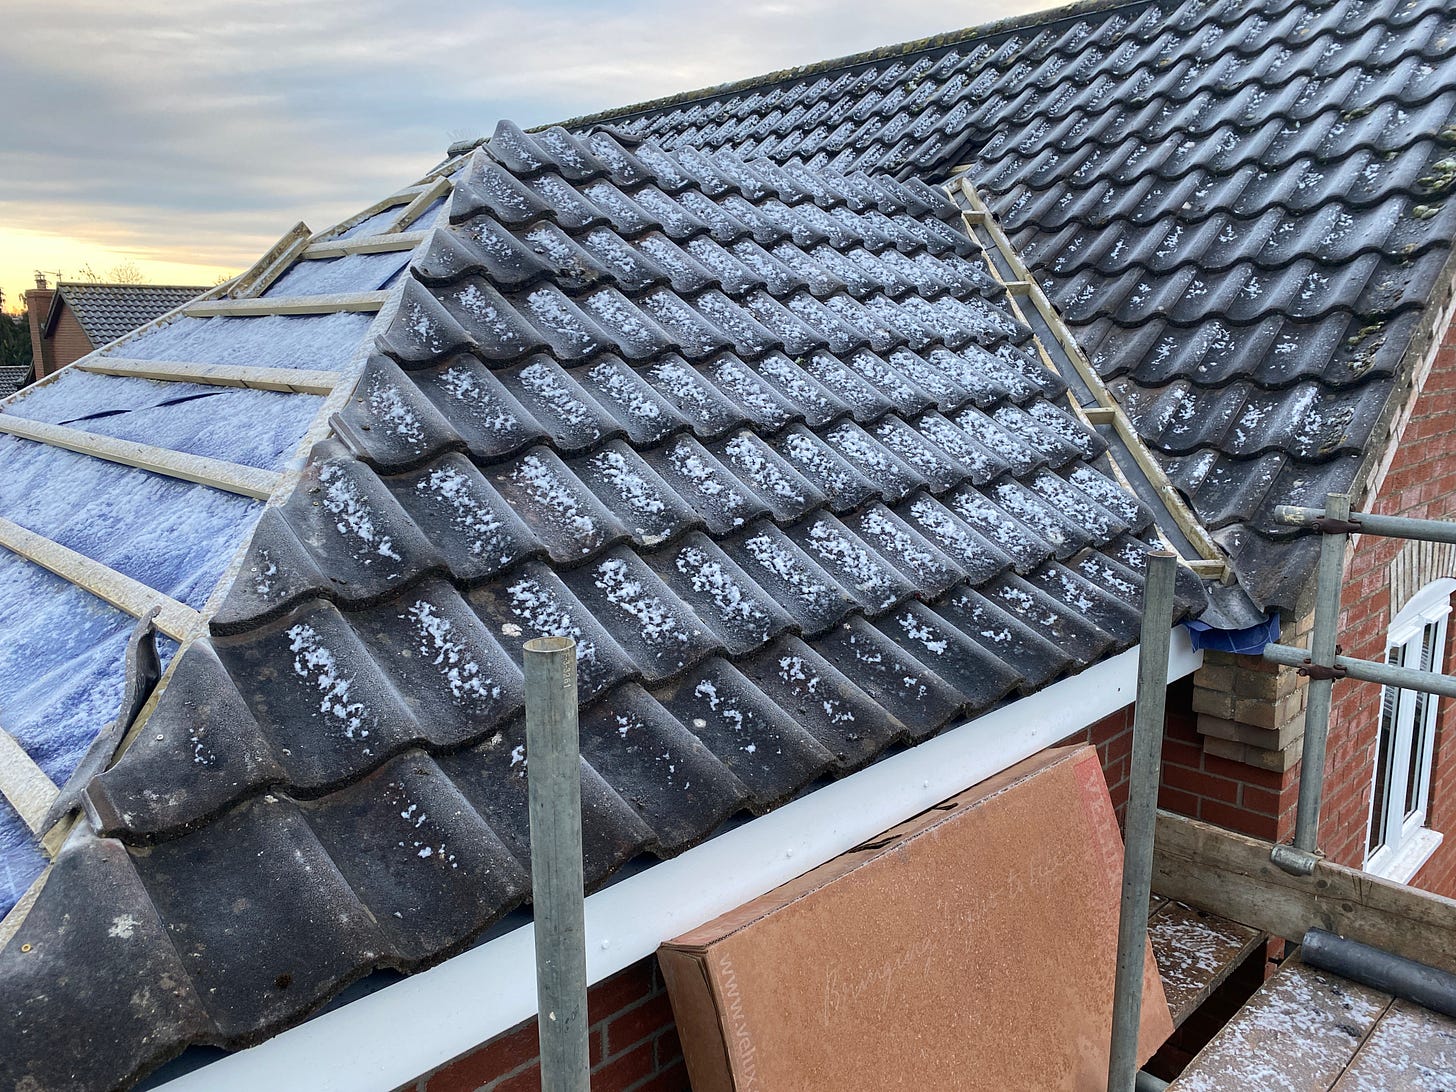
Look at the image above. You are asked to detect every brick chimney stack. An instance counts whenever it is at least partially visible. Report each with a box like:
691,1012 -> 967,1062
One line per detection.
23,272 -> 56,379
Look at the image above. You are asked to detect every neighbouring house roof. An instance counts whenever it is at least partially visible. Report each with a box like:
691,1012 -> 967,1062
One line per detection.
570,0 -> 1456,612
0,365 -> 31,400
0,122 -> 1204,1091
46,283 -> 210,348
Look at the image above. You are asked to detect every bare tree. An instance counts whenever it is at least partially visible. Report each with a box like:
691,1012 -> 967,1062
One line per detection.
75,260 -> 146,284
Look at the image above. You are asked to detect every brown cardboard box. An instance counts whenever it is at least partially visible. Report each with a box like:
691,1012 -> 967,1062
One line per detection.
658,745 -> 1172,1091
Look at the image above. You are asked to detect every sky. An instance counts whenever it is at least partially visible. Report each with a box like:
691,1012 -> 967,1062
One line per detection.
0,0 -> 1063,314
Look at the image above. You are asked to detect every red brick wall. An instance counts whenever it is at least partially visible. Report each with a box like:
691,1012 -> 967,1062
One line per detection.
1156,678 -> 1289,840
45,304 -> 94,374
22,287 -> 54,377
1314,316 -> 1456,896
411,703 -> 1152,1091
412,960 -> 686,1092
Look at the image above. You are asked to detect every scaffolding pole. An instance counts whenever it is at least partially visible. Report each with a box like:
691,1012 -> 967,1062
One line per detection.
1108,551 -> 1178,1092
1268,493 -> 1350,876
524,636 -> 591,1092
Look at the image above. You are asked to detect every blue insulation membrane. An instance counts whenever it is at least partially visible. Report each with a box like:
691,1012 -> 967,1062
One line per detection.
112,311 -> 372,372
0,794 -> 45,920
0,436 -> 263,608
337,206 -> 404,239
7,372 -> 321,472
265,250 -> 411,297
0,551 -> 177,785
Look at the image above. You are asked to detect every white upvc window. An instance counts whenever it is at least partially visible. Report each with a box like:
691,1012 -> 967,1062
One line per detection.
1365,579 -> 1454,883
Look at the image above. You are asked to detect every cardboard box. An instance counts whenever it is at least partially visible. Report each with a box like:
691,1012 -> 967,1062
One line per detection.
659,745 -> 1172,1091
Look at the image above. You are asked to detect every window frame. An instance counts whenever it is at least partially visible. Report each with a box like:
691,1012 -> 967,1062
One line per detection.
1364,579 -> 1455,883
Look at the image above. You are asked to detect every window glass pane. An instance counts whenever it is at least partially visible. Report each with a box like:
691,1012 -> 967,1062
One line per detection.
1369,646 -> 1404,854
1405,622 -> 1441,817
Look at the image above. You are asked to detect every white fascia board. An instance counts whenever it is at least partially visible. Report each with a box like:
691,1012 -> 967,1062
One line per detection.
159,630 -> 1202,1092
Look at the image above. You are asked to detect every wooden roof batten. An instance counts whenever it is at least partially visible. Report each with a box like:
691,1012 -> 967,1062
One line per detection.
0,517 -> 203,641
183,291 -> 391,318
78,357 -> 339,395
0,416 -> 280,500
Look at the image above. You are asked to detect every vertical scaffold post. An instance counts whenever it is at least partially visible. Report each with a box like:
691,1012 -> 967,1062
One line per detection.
524,635 -> 590,1092
1291,492 -> 1351,855
1108,550 -> 1178,1092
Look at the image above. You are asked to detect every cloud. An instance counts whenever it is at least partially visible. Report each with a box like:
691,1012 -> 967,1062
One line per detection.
0,0 -> 1054,302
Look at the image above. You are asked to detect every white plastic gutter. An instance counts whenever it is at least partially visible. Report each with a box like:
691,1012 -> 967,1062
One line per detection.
159,631 -> 1202,1092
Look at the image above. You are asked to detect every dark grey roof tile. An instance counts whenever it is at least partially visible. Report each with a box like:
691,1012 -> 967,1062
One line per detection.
812,615 -> 963,741
282,446 -> 444,606
576,683 -> 749,852
878,601 -> 1022,705
89,640 -> 286,838
435,276 -> 547,363
869,415 -> 971,491
822,418 -> 928,501
799,348 -> 898,421
722,520 -> 858,635
980,572 -> 1114,669
785,511 -> 918,615
1028,560 -> 1143,645
435,720 -> 656,887
846,501 -> 966,597
738,635 -> 904,771
498,357 -> 619,452
215,600 -> 424,790
643,532 -> 795,656
571,440 -> 703,545
707,352 -> 806,429
934,583 -> 1074,691
385,453 -> 540,584
564,549 -> 721,681
351,578 -> 524,747
644,433 -> 769,532
450,149 -> 557,226
643,355 -> 748,436
751,351 -> 852,428
486,447 -> 629,562
413,356 -> 549,462
575,226 -> 675,292
133,795 -> 386,1042
211,509 -> 331,633
465,562 -> 636,702
709,429 -> 825,521
897,492 -> 1017,583
652,657 -> 837,810
774,425 -> 881,512
0,831 -> 214,1088
576,354 -> 693,444
377,277 -> 476,365
300,752 -> 529,966
335,355 -> 463,471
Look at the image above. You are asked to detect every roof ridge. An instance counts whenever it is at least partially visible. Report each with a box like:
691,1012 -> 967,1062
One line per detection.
551,0 -> 1156,132
58,281 -> 210,290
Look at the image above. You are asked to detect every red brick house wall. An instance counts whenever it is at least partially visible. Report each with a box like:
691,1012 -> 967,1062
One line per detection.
408,703 -> 1147,1092
42,305 -> 94,376
1313,317 -> 1456,894
1180,312 -> 1456,897
22,285 -> 55,378
21,289 -> 95,380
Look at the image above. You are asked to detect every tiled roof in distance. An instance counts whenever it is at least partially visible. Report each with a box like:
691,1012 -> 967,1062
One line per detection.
55,282 -> 210,347
0,121 -> 1203,1090
576,0 -> 1456,611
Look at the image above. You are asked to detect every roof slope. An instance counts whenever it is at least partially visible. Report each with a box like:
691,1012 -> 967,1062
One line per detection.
574,0 -> 1456,611
0,123 -> 1201,1091
52,283 -> 210,347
